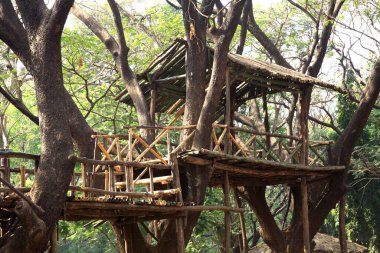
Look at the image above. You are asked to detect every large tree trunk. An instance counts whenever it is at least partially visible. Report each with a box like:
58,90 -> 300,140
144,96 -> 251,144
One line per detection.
0,1 -> 77,252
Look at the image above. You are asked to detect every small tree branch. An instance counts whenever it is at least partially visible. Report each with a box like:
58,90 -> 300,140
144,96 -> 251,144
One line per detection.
0,86 -> 39,125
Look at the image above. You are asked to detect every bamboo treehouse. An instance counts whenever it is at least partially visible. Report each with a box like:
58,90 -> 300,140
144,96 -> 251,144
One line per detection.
0,39 -> 345,252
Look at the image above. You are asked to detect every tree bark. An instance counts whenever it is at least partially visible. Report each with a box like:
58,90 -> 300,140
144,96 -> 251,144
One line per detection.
0,1 -> 76,252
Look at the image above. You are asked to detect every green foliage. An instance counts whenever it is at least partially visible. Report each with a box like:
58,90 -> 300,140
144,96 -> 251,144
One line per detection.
59,221 -> 118,253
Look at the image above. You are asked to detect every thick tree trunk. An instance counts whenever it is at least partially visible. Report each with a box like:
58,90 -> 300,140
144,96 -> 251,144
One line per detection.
0,29 -> 75,253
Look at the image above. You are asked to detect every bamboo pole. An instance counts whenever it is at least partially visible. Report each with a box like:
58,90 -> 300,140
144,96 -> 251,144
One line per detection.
20,165 -> 26,188
129,129 -> 167,164
81,163 -> 86,198
69,155 -> 171,170
170,154 -> 185,253
68,186 -> 180,198
128,130 -> 133,192
339,196 -> 348,253
225,68 -> 232,155
224,171 -> 231,253
234,189 -> 248,253
105,170 -> 109,192
301,177 -> 311,253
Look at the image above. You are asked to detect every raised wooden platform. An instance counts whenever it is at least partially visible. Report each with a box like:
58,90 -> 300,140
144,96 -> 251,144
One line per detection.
179,149 -> 345,186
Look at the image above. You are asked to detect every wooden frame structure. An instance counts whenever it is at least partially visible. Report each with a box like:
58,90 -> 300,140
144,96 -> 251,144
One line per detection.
0,40 -> 347,252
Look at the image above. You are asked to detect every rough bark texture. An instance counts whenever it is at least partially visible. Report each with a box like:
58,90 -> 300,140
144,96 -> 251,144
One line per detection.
193,0 -> 247,149
181,0 -> 212,147
0,1 -> 76,252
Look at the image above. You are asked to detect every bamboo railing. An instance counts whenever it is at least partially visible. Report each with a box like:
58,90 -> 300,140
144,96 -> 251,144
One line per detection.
211,124 -> 332,166
0,126 -> 332,203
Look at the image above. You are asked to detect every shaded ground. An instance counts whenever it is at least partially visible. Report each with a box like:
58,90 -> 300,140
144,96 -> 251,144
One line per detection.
249,233 -> 368,253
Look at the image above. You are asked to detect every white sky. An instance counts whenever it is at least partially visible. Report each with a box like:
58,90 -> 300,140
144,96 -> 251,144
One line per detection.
128,0 -> 282,13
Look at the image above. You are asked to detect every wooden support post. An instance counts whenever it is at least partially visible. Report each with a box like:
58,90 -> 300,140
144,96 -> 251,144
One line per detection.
0,158 -> 10,185
81,163 -> 86,198
110,166 -> 115,192
339,196 -> 348,253
296,86 -> 312,164
150,81 -> 157,124
170,154 -> 185,253
234,189 -> 247,253
262,90 -> 271,149
225,68 -> 232,155
301,177 -> 311,253
149,168 -> 154,198
224,171 -> 231,253
105,169 -> 109,192
20,165 -> 26,188
127,131 -> 133,192
167,132 -> 171,163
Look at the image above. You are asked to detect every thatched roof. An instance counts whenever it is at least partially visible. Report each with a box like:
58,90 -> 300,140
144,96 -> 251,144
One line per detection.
115,39 -> 343,116
249,233 -> 368,253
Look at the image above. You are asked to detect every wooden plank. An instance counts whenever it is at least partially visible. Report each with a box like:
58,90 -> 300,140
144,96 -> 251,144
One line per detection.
69,186 -> 179,198
64,201 -> 245,213
115,176 -> 173,186
181,150 -> 345,172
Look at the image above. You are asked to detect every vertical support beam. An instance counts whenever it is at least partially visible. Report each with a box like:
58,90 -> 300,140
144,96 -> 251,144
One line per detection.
0,158 -> 10,184
127,130 -> 133,192
296,85 -> 313,164
110,166 -> 115,192
234,189 -> 247,253
339,196 -> 348,253
150,81 -> 157,125
225,68 -> 232,155
224,171 -> 231,253
170,154 -> 185,253
301,177 -> 311,253
81,163 -> 86,198
262,90 -> 271,149
167,132 -> 171,163
105,169 -> 110,192
149,168 -> 154,198
20,165 -> 26,188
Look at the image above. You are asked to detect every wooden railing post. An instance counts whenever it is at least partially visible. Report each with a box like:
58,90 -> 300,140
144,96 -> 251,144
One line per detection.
127,130 -> 133,192
20,165 -> 26,188
170,153 -> 185,253
81,163 -> 86,198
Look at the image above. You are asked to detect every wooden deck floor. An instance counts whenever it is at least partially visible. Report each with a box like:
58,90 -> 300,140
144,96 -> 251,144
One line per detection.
179,149 -> 345,186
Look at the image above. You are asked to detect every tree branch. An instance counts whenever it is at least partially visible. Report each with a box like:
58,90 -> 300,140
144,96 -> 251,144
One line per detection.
0,86 -> 39,125
0,1 -> 31,65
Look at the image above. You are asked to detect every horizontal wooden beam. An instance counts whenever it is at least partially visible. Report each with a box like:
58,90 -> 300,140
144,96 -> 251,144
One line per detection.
68,155 -> 171,170
64,201 -> 245,213
0,151 -> 40,160
68,186 -> 180,198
